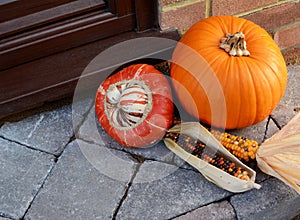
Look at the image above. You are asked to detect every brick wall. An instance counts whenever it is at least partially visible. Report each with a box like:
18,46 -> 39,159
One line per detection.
158,0 -> 300,65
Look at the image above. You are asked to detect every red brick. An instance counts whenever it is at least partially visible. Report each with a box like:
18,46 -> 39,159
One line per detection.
274,24 -> 300,49
212,0 -> 277,16
159,0 -> 187,7
242,2 -> 300,31
282,47 -> 300,65
159,1 -> 206,32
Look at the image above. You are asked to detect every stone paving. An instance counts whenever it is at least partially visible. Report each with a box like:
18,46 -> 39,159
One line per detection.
0,65 -> 299,220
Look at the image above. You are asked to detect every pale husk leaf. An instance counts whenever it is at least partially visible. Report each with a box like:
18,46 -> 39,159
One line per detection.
164,122 -> 261,193
257,112 -> 300,194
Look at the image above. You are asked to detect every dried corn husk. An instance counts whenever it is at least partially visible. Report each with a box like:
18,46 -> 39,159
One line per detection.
257,112 -> 300,194
164,122 -> 261,193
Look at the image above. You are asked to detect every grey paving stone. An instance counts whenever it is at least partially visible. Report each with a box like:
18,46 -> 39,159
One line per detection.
123,140 -> 174,163
230,118 -> 268,145
174,201 -> 236,220
77,106 -> 123,150
264,117 -> 280,141
78,106 -> 175,162
253,167 -> 271,184
0,104 -> 74,156
230,177 -> 300,220
0,217 -> 13,220
71,96 -> 94,131
250,196 -> 300,220
0,138 -> 55,220
271,103 -> 297,129
172,154 -> 198,171
280,65 -> 300,111
116,160 -> 231,220
25,140 -> 137,220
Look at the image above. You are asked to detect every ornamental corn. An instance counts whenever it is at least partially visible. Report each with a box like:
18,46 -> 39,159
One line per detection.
165,132 -> 251,181
210,130 -> 259,162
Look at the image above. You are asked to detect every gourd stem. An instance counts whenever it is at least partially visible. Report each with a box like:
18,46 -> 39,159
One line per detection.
219,32 -> 250,56
104,79 -> 153,130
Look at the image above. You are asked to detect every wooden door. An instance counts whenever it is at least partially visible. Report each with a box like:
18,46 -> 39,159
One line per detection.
0,0 -> 179,119
0,0 -> 156,70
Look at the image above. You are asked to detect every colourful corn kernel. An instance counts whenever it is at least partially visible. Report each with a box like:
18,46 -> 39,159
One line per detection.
210,130 -> 259,162
165,132 -> 251,181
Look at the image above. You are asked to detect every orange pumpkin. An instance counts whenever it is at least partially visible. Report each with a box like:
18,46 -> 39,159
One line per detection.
171,16 -> 287,129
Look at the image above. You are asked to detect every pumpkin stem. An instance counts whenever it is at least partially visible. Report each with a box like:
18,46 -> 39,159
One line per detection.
219,32 -> 250,56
